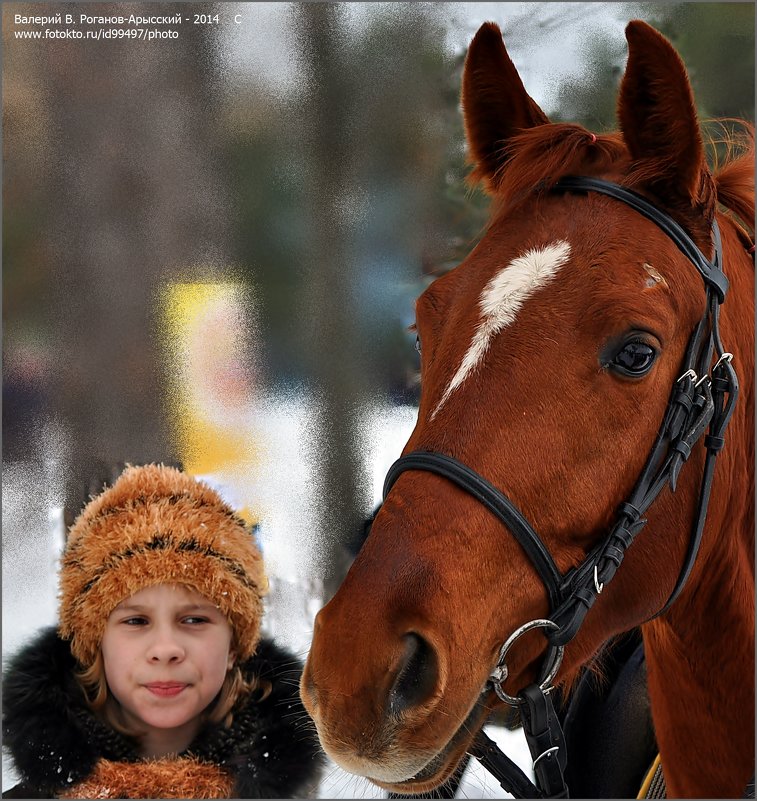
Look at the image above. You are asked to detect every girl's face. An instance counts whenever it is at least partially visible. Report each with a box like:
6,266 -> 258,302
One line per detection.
101,583 -> 234,757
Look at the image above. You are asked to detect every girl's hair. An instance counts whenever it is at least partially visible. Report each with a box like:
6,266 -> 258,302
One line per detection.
76,651 -> 271,738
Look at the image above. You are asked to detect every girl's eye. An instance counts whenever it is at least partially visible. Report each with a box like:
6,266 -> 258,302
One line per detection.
122,617 -> 148,626
611,340 -> 658,376
182,616 -> 209,625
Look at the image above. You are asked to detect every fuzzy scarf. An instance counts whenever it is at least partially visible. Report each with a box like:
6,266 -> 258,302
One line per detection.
58,757 -> 234,799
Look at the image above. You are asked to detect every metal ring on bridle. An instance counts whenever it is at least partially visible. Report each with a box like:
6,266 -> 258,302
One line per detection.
489,619 -> 565,706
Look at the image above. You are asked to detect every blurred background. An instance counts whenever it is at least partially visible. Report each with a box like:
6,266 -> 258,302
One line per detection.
3,2 -> 753,796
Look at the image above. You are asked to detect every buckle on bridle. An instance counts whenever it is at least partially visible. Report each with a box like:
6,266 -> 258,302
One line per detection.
593,564 -> 604,594
677,368 -> 697,383
695,374 -> 711,388
533,746 -> 561,771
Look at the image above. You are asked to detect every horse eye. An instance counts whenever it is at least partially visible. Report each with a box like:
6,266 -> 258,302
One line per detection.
611,340 -> 657,376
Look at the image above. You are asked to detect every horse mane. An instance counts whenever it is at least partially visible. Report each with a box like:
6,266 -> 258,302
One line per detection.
710,121 -> 755,241
480,120 -> 755,248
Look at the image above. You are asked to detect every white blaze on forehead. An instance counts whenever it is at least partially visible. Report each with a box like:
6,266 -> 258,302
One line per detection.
431,240 -> 571,419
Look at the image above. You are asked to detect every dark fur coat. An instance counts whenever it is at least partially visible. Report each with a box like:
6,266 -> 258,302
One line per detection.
3,627 -> 323,798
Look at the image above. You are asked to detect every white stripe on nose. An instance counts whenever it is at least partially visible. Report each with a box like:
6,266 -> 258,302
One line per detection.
431,240 -> 571,419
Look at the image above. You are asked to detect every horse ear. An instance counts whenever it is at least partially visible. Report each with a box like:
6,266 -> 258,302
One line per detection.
618,21 -> 712,214
462,22 -> 549,191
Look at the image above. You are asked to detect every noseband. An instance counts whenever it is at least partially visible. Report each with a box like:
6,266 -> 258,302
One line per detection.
382,177 -> 739,798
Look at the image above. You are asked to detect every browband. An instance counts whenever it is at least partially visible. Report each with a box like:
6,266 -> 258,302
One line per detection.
553,177 -> 728,301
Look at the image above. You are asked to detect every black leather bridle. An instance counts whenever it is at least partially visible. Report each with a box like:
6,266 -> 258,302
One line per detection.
381,177 -> 739,798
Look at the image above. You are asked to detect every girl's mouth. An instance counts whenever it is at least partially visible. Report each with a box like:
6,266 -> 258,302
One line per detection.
145,682 -> 188,698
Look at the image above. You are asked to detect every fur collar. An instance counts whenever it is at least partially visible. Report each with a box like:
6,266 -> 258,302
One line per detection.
3,627 -> 322,798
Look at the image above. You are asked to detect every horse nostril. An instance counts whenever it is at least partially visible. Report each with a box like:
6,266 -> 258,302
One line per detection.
389,632 -> 439,715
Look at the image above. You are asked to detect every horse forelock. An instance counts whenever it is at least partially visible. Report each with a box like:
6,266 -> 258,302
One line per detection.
484,124 -> 629,221
483,120 -> 756,257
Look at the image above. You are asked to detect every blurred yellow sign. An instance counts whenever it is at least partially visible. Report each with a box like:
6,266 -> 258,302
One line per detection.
161,281 -> 260,526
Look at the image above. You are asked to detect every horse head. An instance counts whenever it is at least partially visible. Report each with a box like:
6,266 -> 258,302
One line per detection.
302,20 -> 754,797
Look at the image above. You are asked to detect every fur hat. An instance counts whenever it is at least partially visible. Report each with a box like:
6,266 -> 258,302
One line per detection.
58,464 -> 267,667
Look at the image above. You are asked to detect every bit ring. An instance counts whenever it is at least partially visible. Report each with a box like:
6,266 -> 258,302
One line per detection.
489,619 -> 565,706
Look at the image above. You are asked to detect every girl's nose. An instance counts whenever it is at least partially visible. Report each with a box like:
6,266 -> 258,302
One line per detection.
147,628 -> 186,663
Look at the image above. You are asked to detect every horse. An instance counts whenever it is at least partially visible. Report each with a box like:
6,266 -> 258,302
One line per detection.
301,20 -> 754,799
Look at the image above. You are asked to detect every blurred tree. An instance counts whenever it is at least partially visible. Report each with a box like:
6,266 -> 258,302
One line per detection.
222,5 -> 455,596
290,4 -> 451,598
293,2 -> 369,598
3,3 -> 232,523
3,5 -> 60,463
227,6 -> 452,387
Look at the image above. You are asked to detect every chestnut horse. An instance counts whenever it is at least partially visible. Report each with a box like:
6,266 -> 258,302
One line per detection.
302,21 -> 754,799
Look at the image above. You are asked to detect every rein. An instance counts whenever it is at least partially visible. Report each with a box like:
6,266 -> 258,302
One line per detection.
382,177 -> 739,798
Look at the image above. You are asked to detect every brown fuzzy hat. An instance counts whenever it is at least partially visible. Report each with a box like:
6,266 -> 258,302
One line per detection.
59,464 -> 267,667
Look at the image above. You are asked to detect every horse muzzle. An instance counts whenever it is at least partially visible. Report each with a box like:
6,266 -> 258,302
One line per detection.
300,600 -> 495,790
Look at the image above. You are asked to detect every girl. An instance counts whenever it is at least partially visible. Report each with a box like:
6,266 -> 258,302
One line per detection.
3,464 -> 323,798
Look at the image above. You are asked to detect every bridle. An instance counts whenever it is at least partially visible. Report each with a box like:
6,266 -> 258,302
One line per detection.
381,176 -> 739,798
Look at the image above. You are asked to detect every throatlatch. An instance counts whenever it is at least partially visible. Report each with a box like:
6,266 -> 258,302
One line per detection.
382,177 -> 738,799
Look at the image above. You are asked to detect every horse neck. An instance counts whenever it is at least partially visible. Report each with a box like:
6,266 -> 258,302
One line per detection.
642,240 -> 754,797
642,550 -> 754,797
